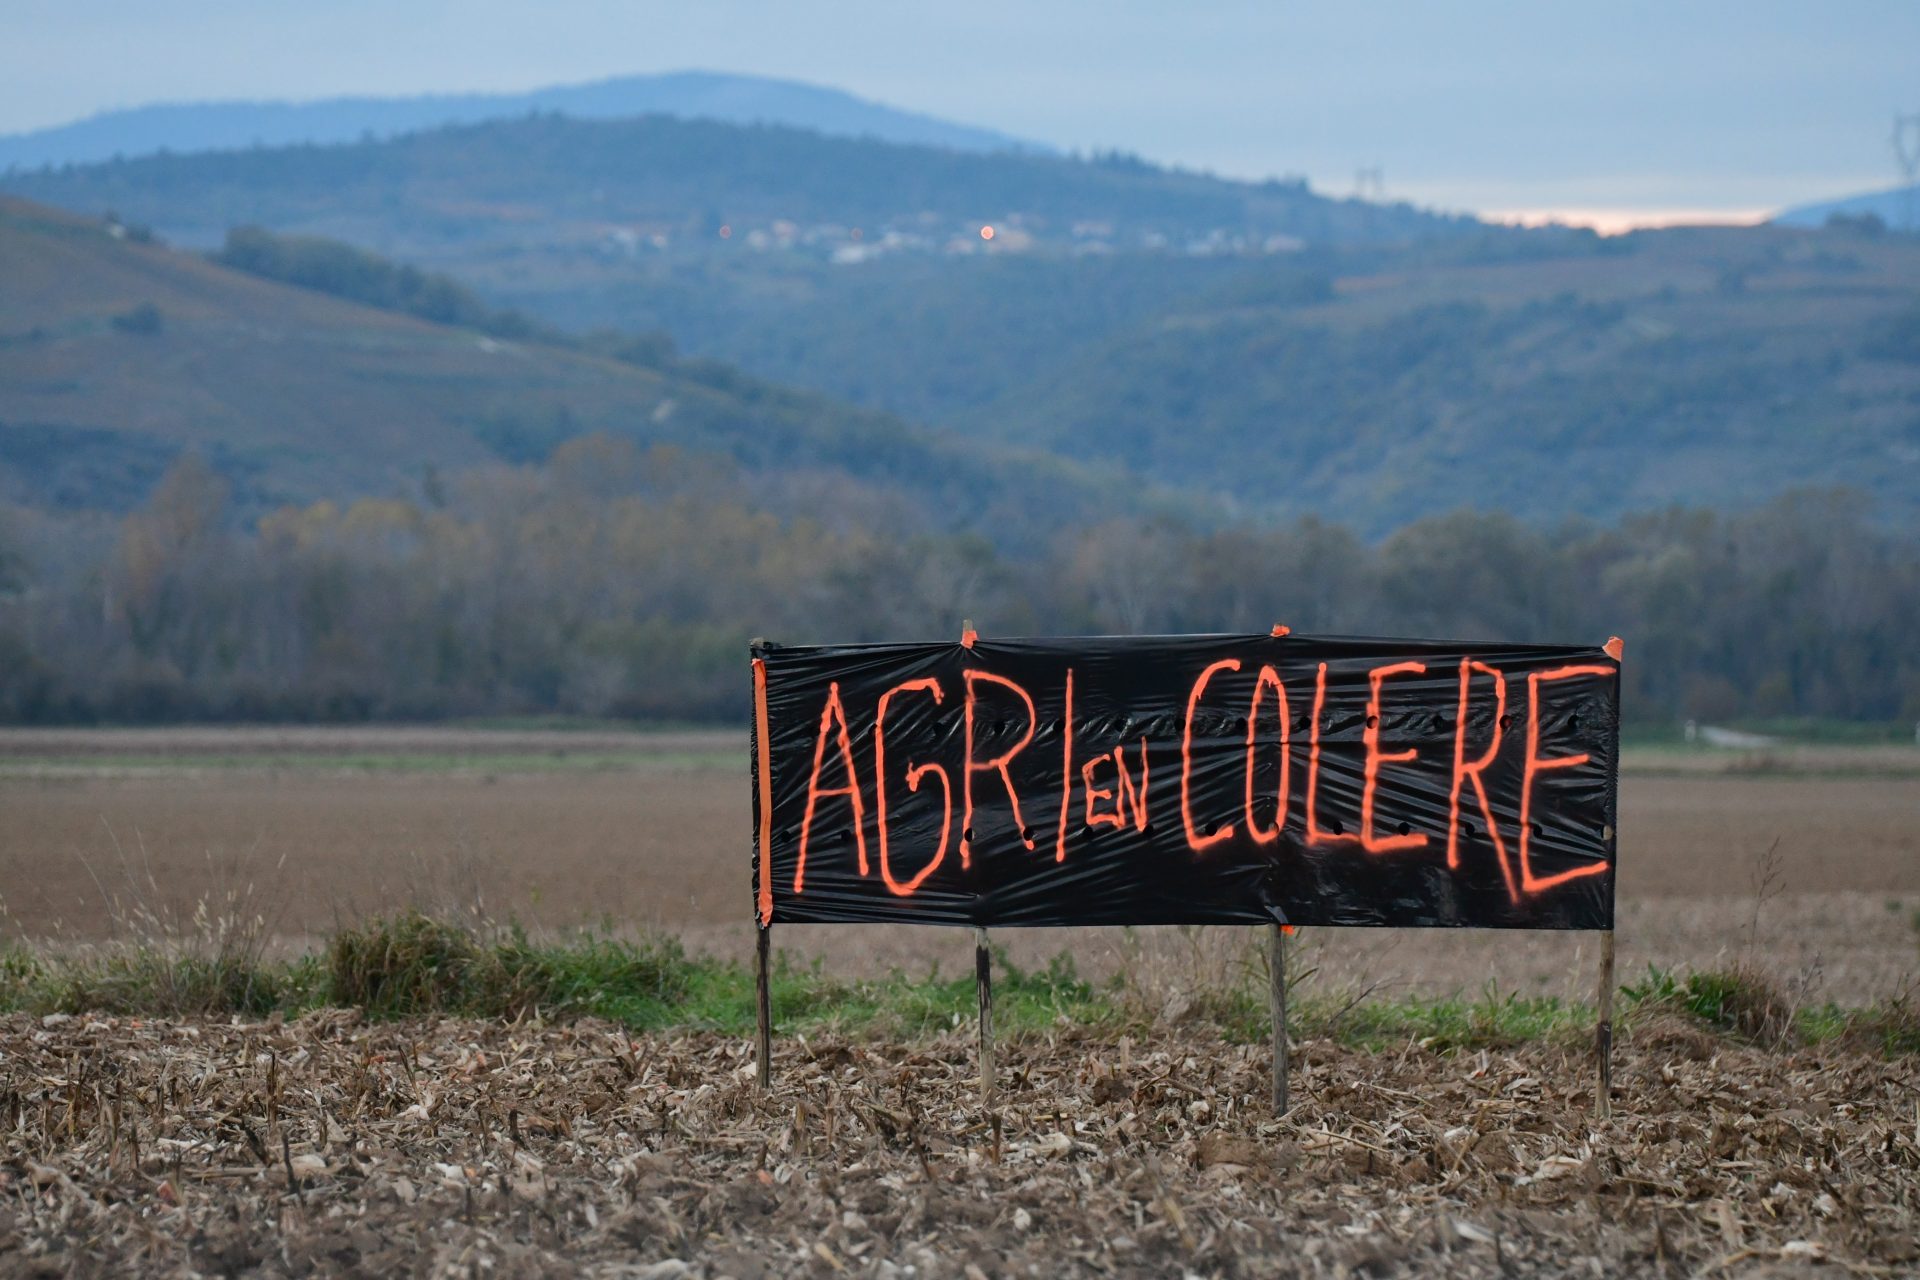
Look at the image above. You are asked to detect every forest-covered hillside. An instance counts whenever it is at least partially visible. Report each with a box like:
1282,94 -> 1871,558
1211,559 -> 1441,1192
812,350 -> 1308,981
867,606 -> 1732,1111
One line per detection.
0,198 -> 1126,537
5,120 -> 1920,728
0,112 -> 1468,256
10,117 -> 1914,532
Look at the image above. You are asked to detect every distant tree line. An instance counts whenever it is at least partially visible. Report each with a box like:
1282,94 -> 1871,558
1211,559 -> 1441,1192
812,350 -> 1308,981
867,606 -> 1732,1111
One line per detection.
214,226 -> 542,338
0,442 -> 1914,727
6,110 -> 1479,251
212,226 -> 679,367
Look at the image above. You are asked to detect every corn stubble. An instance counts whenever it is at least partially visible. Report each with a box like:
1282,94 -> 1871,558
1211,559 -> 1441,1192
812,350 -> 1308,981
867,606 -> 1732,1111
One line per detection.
0,1011 -> 1913,1276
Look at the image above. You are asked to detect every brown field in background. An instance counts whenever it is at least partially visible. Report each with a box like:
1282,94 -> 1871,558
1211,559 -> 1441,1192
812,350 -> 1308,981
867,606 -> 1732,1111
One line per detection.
0,727 -> 1915,1004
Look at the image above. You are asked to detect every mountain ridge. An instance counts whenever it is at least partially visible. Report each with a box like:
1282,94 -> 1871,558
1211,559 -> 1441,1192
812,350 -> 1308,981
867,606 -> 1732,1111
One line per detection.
1773,182 -> 1920,232
0,110 -> 1473,257
0,70 -> 1050,173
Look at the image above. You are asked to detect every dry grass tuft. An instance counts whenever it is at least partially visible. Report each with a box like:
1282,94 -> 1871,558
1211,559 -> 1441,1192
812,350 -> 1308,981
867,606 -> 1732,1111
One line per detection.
327,910 -> 481,1016
1681,964 -> 1795,1045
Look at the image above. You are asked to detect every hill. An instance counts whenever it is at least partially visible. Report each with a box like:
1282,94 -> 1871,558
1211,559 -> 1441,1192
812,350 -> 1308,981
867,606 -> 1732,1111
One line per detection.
8,118 -> 1920,535
0,71 -> 1048,173
441,220 -> 1920,533
1773,182 -> 1920,233
942,224 -> 1920,529
2,211 -> 1917,727
0,197 -> 1120,538
0,112 -> 1478,255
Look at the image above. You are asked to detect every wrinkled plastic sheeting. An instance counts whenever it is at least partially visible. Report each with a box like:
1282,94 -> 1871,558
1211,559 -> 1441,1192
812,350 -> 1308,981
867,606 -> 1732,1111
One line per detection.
750,633 -> 1617,930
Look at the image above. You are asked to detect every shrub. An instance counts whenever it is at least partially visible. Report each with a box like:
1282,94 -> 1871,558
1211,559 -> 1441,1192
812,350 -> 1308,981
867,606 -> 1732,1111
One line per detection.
327,911 -> 480,1016
1681,966 -> 1793,1044
110,302 -> 163,335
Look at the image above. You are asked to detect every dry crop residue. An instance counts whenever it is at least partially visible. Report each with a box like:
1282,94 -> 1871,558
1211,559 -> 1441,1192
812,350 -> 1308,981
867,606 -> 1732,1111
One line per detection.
0,1014 -> 1913,1277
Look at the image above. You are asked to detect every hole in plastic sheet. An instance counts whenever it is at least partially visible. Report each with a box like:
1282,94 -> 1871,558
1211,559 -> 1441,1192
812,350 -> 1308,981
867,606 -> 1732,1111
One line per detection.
1020,826 -> 1036,843
1461,822 -> 1477,840
961,827 -> 974,842
1498,714 -> 1512,731
1529,822 -> 1543,840
1397,821 -> 1412,837
1365,714 -> 1378,729
1327,817 -> 1345,836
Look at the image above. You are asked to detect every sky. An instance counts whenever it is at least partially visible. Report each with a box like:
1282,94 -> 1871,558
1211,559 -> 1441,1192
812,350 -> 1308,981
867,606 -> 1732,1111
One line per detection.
4,1 -> 1916,227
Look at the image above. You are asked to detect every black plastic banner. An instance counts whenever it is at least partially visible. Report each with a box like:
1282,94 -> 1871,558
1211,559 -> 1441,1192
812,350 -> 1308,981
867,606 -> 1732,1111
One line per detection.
751,633 -> 1619,930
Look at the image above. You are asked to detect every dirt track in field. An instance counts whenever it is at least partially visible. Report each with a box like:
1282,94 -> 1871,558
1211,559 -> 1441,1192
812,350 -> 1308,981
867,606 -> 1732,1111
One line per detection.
0,728 -> 1915,1004
0,1013 -> 1913,1278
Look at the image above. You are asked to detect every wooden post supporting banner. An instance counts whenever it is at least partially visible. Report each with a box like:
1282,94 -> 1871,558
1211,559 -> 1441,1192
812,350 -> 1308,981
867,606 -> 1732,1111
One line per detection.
975,925 -> 995,1103
1269,923 -> 1290,1115
1595,637 -> 1623,1118
751,634 -> 776,1094
1594,929 -> 1616,1118
957,619 -> 995,1104
755,925 -> 773,1093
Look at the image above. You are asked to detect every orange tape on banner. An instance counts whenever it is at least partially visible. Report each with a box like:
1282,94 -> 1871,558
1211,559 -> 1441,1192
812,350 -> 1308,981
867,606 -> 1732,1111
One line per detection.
753,657 -> 774,926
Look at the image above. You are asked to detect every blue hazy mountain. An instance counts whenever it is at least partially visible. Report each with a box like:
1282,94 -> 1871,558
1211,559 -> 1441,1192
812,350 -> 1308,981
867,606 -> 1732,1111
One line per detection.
1773,183 -> 1920,231
0,70 -> 1051,172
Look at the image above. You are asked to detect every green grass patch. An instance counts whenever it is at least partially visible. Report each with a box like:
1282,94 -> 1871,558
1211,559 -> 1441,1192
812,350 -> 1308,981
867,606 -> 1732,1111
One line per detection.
1309,985 -> 1590,1051
1796,998 -> 1920,1055
1619,962 -> 1794,1042
322,916 -> 1118,1036
1622,718 -> 1917,747
0,942 -> 326,1018
1725,718 -> 1917,745
445,715 -> 720,734
0,918 -> 1911,1058
0,750 -> 734,776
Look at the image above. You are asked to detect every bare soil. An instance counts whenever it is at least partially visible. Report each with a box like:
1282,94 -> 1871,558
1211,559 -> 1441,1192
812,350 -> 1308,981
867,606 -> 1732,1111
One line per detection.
1,733 -> 1914,1004
0,1013 -> 1913,1278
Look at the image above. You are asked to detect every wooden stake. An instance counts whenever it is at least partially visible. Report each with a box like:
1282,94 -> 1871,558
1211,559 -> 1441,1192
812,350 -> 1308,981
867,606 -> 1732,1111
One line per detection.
755,925 -> 773,1093
975,926 -> 994,1103
1594,928 -> 1616,1118
1269,924 -> 1290,1115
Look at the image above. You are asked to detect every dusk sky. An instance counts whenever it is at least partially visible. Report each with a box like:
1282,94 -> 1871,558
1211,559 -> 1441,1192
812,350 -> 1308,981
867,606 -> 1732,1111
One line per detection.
6,1 -> 1916,227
